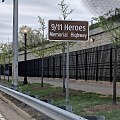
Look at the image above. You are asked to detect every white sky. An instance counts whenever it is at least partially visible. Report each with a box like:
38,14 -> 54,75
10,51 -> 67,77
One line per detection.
0,0 -> 120,43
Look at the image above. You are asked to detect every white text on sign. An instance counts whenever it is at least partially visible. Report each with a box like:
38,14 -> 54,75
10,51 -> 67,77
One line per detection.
48,20 -> 89,41
50,24 -> 86,32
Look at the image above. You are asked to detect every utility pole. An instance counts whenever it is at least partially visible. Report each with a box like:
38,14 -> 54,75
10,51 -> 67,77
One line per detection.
13,0 -> 18,89
2,0 -> 18,89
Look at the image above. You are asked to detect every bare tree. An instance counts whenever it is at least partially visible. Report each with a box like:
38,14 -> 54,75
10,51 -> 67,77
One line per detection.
92,8 -> 120,104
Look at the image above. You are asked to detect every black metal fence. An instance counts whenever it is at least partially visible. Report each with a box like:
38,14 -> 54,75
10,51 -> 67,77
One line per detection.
1,43 -> 120,82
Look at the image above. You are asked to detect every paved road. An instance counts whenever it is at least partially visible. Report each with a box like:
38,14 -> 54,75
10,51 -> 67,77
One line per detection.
26,77 -> 120,96
0,98 -> 25,120
0,92 -> 35,120
0,112 -> 5,120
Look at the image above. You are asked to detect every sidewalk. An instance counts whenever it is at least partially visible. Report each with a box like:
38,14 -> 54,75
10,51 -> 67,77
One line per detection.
4,76 -> 120,96
0,92 -> 34,120
25,77 -> 120,96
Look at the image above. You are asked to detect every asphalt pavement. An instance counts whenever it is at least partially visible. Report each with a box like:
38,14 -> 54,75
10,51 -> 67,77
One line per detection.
0,98 -> 24,120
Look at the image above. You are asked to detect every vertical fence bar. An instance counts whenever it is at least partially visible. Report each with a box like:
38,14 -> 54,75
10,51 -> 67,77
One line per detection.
29,61 -> 31,77
85,51 -> 87,80
40,58 -> 42,77
34,59 -> 35,77
47,58 -> 49,78
38,59 -> 39,77
53,56 -> 55,78
110,48 -> 113,82
59,55 -> 62,78
76,54 -> 78,80
0,65 -> 1,79
113,45 -> 118,104
96,47 -> 98,81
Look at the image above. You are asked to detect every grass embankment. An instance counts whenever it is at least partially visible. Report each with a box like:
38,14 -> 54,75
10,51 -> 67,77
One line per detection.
0,79 -> 120,120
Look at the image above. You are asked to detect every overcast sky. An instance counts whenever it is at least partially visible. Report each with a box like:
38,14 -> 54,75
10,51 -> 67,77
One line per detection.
0,0 -> 120,43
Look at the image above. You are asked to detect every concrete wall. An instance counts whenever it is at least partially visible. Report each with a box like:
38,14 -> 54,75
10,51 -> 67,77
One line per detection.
18,27 -> 113,62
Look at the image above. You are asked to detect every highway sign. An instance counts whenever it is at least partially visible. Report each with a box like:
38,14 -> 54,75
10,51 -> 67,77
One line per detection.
48,20 -> 89,41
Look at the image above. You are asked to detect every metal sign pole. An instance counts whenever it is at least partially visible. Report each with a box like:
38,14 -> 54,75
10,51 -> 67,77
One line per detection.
12,0 -> 18,89
65,41 -> 69,103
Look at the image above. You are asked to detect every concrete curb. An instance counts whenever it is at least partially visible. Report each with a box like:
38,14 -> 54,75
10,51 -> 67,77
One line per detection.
0,94 -> 36,120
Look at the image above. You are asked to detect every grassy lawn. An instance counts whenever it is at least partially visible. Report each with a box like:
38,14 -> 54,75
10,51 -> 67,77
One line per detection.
0,79 -> 120,120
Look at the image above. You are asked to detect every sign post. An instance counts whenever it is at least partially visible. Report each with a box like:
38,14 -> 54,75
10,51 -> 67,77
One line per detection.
66,41 -> 69,103
48,20 -> 89,103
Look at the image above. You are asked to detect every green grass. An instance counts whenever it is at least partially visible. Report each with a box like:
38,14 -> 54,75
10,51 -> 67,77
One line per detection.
54,92 -> 113,116
1,79 -> 120,120
19,82 -> 63,97
0,79 -> 12,86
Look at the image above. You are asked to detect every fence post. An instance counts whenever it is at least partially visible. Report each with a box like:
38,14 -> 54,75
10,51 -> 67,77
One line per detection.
33,59 -> 35,77
38,59 -> 39,77
30,60 -> 31,77
59,55 -> 62,78
53,56 -> 55,78
85,51 -> 87,80
110,48 -> 113,82
96,48 -> 98,81
0,65 -> 1,79
47,58 -> 49,78
76,54 -> 78,80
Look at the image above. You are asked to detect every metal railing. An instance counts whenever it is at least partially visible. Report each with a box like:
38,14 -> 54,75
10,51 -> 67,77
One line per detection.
3,44 -> 120,82
0,85 -> 87,120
